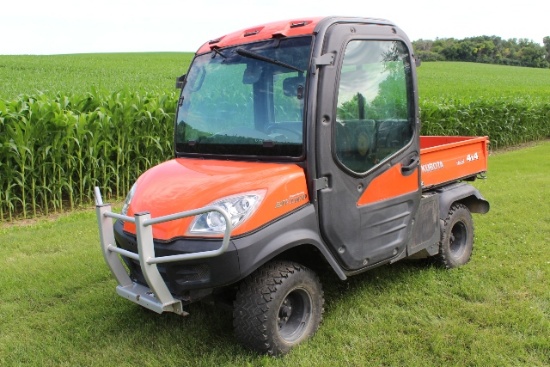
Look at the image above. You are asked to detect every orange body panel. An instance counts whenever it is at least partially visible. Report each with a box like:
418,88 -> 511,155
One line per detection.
196,18 -> 323,54
357,164 -> 419,206
420,136 -> 489,188
356,136 -> 489,205
123,158 -> 308,240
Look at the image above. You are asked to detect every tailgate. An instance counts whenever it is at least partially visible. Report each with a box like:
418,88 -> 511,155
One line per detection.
420,136 -> 489,189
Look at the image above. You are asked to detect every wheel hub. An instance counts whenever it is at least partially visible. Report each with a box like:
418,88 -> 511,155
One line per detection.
450,222 -> 466,255
277,289 -> 311,342
278,299 -> 293,327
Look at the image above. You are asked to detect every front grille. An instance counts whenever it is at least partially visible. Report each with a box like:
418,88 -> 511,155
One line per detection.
123,256 -> 211,294
172,264 -> 210,284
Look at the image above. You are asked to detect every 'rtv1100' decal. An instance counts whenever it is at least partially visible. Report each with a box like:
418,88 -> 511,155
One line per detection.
275,192 -> 307,208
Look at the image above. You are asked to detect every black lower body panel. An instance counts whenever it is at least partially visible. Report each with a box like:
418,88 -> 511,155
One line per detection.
113,220 -> 240,298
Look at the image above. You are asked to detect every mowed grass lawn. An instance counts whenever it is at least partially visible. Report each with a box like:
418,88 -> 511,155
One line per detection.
1,141 -> 549,366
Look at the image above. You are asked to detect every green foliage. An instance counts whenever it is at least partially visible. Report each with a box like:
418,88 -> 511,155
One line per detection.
413,36 -> 550,68
1,143 -> 549,366
0,52 -> 193,99
420,98 -> 550,149
0,89 -> 177,220
1,55 -> 550,221
0,53 -> 195,221
417,62 -> 550,149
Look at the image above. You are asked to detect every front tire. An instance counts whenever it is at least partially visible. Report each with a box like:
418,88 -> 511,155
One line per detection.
233,260 -> 324,356
436,203 -> 474,269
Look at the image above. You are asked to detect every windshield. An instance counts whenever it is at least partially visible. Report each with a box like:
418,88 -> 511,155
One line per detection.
175,36 -> 313,159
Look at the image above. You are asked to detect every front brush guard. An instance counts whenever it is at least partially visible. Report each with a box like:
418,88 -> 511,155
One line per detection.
94,187 -> 232,316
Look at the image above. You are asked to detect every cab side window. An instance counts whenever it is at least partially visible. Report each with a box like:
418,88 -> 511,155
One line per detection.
335,40 -> 414,173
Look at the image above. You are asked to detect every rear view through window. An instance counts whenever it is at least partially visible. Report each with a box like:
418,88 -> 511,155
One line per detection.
335,40 -> 414,173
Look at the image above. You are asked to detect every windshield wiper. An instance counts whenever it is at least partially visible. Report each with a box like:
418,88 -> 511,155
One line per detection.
236,48 -> 303,72
211,47 -> 227,59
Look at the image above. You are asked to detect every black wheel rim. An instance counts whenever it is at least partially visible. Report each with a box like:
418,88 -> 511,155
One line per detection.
449,221 -> 467,256
277,288 -> 312,342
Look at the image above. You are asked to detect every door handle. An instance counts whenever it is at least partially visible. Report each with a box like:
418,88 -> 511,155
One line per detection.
401,156 -> 419,175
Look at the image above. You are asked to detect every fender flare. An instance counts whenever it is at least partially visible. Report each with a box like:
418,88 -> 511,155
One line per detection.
436,182 -> 490,219
233,205 -> 348,281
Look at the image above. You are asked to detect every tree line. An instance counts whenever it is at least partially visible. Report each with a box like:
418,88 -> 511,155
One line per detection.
413,36 -> 550,68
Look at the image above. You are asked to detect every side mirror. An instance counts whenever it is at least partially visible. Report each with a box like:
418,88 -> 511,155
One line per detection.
414,56 -> 421,67
176,74 -> 186,89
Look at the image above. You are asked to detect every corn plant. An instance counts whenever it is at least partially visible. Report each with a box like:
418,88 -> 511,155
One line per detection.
420,97 -> 550,149
0,89 -> 177,221
1,58 -> 549,221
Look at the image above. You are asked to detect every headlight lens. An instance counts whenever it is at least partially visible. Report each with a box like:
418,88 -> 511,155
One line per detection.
121,183 -> 137,216
189,191 -> 264,234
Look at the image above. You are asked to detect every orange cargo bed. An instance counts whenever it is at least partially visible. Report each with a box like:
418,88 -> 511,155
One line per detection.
419,136 -> 489,189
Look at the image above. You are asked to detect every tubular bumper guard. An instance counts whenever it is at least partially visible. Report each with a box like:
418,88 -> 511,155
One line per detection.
94,187 -> 232,316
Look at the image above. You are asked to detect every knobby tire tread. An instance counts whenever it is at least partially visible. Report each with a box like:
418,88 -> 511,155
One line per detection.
436,203 -> 474,269
233,260 -> 324,356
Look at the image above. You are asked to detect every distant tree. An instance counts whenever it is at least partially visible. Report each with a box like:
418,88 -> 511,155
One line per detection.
412,39 -> 433,52
412,35 -> 549,68
439,40 -> 460,60
544,36 -> 550,63
412,39 -> 444,61
518,43 -> 548,68
463,40 -> 479,61
415,51 -> 445,62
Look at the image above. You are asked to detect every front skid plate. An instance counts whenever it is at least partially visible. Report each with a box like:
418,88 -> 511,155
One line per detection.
116,282 -> 189,316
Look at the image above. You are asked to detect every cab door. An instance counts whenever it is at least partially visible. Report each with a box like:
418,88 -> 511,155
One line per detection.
315,23 -> 421,271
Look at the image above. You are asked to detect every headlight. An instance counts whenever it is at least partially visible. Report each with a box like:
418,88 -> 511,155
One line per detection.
189,191 -> 264,234
121,183 -> 137,216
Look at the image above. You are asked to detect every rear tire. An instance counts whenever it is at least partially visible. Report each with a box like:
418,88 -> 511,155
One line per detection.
233,260 -> 324,356
435,203 -> 474,269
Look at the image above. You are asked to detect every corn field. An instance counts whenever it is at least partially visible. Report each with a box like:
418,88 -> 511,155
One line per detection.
0,89 -> 176,221
1,57 -> 550,221
420,97 -> 550,149
2,90 -> 548,222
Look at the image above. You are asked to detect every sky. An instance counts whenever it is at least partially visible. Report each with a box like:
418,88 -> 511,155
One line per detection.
1,0 -> 549,55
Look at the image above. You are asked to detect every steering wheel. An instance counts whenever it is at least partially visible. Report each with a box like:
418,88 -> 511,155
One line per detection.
214,126 -> 271,140
266,124 -> 302,141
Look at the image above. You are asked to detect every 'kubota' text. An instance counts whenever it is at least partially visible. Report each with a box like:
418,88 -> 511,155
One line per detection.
421,161 -> 444,173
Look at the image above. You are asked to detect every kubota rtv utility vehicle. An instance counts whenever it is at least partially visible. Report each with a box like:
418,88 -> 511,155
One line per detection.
95,16 -> 490,356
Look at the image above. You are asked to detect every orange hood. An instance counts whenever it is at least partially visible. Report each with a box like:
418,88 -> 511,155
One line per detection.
123,158 -> 309,240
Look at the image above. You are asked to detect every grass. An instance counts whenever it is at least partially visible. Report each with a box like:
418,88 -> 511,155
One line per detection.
417,61 -> 550,102
0,53 -> 193,98
1,141 -> 549,366
2,54 -> 550,102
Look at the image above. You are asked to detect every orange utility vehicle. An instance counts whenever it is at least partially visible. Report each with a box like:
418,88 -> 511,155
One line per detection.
95,16 -> 490,356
